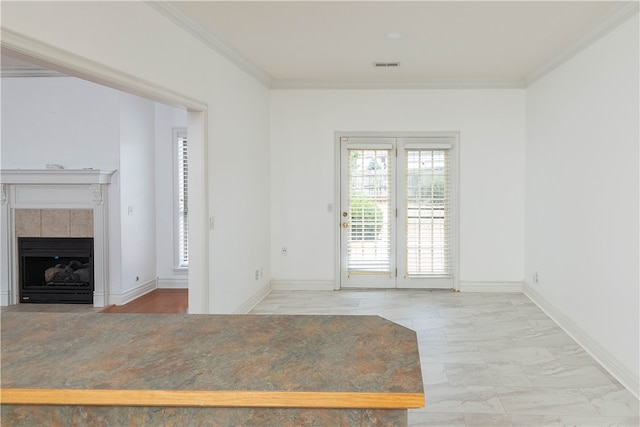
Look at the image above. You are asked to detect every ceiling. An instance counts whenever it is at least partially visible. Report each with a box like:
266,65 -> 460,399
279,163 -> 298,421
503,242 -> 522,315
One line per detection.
160,0 -> 630,88
3,1 -> 636,88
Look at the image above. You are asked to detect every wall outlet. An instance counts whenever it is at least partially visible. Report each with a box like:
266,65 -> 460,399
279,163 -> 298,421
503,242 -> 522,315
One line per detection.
255,269 -> 259,280
533,272 -> 539,284
281,247 -> 288,256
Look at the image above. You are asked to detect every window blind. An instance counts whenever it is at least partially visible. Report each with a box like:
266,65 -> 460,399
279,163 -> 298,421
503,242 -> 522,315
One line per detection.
404,148 -> 451,277
177,134 -> 189,267
347,148 -> 392,275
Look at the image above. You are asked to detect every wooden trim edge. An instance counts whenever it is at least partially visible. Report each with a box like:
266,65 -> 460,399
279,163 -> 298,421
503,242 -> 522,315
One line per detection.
0,389 -> 425,409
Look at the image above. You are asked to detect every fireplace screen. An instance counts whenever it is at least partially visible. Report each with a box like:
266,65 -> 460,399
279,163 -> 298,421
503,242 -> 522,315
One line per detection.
19,237 -> 94,304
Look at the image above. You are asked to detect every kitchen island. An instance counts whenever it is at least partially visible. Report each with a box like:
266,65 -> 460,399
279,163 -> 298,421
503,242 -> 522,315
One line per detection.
1,312 -> 423,426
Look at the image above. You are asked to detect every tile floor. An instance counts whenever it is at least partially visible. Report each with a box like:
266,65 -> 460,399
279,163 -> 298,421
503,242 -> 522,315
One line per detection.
250,290 -> 640,427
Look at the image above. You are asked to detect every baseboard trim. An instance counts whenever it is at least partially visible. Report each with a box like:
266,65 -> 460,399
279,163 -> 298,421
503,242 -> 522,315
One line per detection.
458,281 -> 524,293
110,278 -> 157,306
1,291 -> 10,306
524,284 -> 639,399
234,281 -> 273,314
157,277 -> 188,289
271,280 -> 336,291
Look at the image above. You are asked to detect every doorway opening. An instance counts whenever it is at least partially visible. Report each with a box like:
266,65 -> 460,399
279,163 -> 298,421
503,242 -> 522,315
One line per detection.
338,133 -> 459,290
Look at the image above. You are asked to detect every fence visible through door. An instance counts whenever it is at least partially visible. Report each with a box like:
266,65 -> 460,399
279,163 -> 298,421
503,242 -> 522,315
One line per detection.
339,135 -> 457,289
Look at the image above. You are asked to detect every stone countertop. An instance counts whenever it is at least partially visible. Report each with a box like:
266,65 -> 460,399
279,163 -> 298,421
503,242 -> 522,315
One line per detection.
1,313 -> 423,408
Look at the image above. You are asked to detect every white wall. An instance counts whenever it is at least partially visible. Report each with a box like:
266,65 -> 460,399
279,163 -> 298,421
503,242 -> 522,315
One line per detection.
0,77 -> 120,170
0,76 -> 123,303
208,74 -> 272,313
118,92 -> 157,295
1,76 -> 165,302
154,103 -> 188,287
270,89 -> 526,288
525,15 -> 639,390
1,1 -> 272,313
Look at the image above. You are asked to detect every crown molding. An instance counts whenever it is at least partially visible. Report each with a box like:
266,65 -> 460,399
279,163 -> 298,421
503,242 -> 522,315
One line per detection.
1,67 -> 65,78
146,1 -> 274,88
525,1 -> 640,86
6,1 -> 635,91
271,79 -> 526,90
145,1 -> 527,91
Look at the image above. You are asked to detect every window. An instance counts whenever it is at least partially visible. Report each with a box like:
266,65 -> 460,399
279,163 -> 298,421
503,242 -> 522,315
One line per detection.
405,148 -> 451,277
174,128 -> 188,268
340,135 -> 457,289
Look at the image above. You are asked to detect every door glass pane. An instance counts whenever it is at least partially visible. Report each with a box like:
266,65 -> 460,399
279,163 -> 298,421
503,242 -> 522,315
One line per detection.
347,149 -> 392,275
405,150 -> 450,276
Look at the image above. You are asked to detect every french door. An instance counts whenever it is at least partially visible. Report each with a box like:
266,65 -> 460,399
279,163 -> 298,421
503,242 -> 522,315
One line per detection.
339,135 -> 455,289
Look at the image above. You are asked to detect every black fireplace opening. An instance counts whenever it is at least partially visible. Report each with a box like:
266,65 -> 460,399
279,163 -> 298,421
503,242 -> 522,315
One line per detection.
19,237 -> 94,304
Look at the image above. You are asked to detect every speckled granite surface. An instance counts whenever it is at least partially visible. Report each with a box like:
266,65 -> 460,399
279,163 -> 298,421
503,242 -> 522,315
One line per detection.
1,313 -> 422,394
1,405 -> 406,426
1,313 -> 422,426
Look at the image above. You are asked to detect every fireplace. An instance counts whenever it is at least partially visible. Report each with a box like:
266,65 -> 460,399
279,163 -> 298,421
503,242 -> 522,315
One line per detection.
1,169 -> 115,307
19,237 -> 94,304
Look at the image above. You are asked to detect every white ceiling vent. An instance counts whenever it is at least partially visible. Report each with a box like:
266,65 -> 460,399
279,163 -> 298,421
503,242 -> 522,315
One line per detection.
373,62 -> 401,68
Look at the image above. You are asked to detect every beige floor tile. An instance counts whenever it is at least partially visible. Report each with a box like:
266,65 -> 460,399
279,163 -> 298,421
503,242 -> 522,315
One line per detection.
250,290 -> 639,426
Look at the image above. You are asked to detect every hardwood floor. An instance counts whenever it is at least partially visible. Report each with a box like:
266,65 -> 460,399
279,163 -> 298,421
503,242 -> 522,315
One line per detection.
100,289 -> 188,314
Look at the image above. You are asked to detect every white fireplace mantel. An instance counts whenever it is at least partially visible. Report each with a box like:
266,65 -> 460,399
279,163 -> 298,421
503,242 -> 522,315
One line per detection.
0,169 -> 116,307
1,169 -> 115,185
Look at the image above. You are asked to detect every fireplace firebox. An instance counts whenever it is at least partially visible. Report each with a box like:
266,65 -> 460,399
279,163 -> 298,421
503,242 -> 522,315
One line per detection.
19,237 -> 94,304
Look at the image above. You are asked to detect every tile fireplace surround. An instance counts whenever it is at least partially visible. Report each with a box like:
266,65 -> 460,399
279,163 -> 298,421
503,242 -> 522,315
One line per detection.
0,169 -> 115,307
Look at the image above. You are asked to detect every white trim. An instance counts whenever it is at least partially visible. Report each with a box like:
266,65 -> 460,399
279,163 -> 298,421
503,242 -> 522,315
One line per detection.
272,79 -> 525,90
6,2 -> 634,91
525,1 -> 640,86
1,185 -> 10,306
146,1 -> 273,88
1,174 -> 114,307
1,28 -> 207,112
233,281 -> 273,314
148,0 -> 637,91
404,142 -> 452,150
1,27 -> 209,313
187,111 -> 209,314
343,142 -> 394,150
110,278 -> 157,306
334,132 -> 460,291
1,169 -> 116,185
524,284 -> 639,400
271,280 -> 336,291
1,67 -> 65,78
145,2 -> 523,90
157,277 -> 188,289
333,138 -> 342,291
458,281 -> 524,293
0,291 -> 9,306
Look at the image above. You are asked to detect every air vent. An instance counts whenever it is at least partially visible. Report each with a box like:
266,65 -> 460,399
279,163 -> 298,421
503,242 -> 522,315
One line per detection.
373,62 -> 401,68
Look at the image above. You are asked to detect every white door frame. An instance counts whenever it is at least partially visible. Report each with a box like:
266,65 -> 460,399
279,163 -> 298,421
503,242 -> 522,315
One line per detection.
1,31 -> 211,312
334,131 -> 460,291
340,137 -> 397,288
